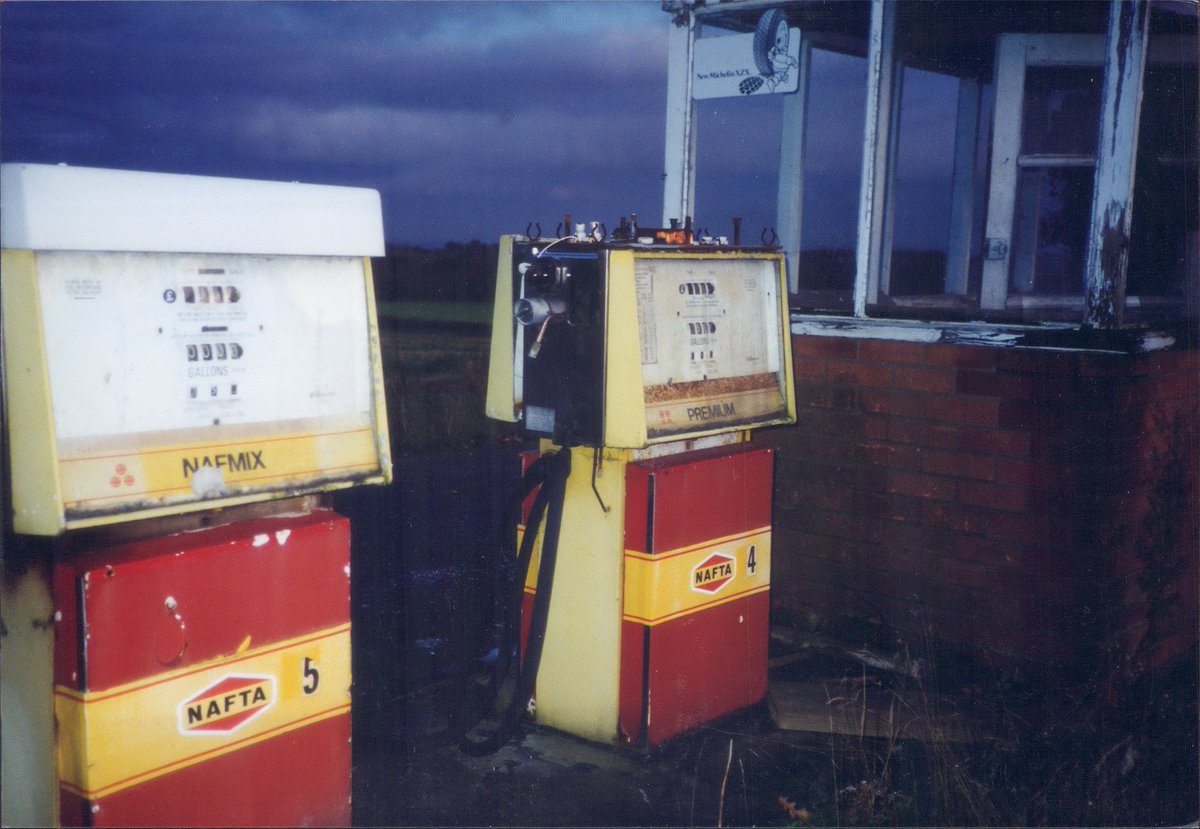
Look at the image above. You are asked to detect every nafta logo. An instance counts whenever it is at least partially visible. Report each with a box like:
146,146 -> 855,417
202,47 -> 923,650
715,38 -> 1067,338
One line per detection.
178,674 -> 276,736
691,552 -> 736,594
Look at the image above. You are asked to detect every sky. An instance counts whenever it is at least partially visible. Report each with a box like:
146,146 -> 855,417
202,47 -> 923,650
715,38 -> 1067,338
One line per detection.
1,1 -> 672,247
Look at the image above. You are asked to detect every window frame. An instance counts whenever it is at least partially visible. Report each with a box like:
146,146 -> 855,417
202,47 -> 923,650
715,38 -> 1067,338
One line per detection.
663,0 -> 1191,333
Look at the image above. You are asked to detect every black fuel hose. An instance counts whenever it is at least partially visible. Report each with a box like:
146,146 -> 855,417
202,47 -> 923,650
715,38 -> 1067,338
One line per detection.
460,447 -> 571,756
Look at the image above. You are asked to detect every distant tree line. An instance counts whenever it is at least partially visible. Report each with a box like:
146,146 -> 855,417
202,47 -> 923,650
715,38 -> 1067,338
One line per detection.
372,241 -> 499,304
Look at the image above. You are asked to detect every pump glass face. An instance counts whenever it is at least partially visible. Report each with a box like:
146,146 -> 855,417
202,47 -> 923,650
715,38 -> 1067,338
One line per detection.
34,250 -> 380,518
634,256 -> 788,439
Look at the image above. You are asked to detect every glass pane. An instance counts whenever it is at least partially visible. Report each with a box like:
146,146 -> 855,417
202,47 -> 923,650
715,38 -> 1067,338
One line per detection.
1009,166 -> 1093,295
1126,3 -> 1199,320
792,46 -> 868,304
1021,66 -> 1102,156
886,66 -> 959,296
693,91 -> 783,243
795,48 -> 867,306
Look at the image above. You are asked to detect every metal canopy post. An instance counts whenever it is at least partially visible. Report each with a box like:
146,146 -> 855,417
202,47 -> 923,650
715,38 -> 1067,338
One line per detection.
663,3 -> 697,227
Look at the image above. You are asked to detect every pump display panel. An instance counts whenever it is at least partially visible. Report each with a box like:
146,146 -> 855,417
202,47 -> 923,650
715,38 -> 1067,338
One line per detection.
633,255 -> 789,440
1,164 -> 391,535
486,235 -> 795,448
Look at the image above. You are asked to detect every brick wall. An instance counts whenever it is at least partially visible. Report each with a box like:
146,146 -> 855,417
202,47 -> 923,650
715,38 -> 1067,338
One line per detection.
760,333 -> 1199,675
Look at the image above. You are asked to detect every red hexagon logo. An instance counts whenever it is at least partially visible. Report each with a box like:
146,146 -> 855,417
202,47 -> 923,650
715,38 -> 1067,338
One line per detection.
177,674 -> 275,736
691,552 -> 736,595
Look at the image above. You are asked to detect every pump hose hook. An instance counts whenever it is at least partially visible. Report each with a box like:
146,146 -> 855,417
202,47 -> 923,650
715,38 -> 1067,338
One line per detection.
525,222 -> 542,240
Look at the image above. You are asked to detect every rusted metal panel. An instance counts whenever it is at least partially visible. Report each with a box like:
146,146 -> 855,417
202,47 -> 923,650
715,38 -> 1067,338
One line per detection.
1084,0 -> 1151,328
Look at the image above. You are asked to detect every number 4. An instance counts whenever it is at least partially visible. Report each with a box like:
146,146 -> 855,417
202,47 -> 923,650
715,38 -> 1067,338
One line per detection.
747,545 -> 757,575
303,656 -> 320,695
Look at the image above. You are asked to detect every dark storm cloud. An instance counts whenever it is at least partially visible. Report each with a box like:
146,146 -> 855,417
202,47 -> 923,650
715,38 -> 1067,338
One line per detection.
2,1 -> 669,245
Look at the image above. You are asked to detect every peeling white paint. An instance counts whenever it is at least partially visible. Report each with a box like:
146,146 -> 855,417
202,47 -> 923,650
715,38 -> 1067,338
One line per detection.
275,529 -> 291,546
790,315 -> 1178,354
252,534 -> 270,547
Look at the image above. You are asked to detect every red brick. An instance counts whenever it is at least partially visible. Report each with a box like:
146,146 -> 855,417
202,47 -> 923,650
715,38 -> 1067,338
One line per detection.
857,339 -> 928,365
985,511 -> 1066,546
925,396 -> 1001,426
888,470 -> 955,501
925,343 -> 997,370
826,358 -> 891,388
995,457 -> 1068,489
958,480 -> 1028,513
792,355 -> 826,381
959,427 -> 1032,458
953,534 -> 1019,567
883,494 -> 924,523
892,365 -> 958,393
937,558 -> 997,591
1020,545 -> 1069,576
956,369 -> 1034,400
859,441 -> 923,471
922,501 -> 991,535
864,415 -> 889,441
804,510 -> 884,544
872,545 -> 924,577
995,348 -> 1079,376
797,408 -> 871,436
860,388 -> 925,417
783,466 -> 861,495
793,334 -> 857,359
776,434 -> 860,465
888,418 -> 961,449
922,448 -> 995,481
795,482 -> 854,513
1076,351 -> 1134,378
886,520 -> 954,555
997,400 -> 1041,430
1128,349 -> 1199,378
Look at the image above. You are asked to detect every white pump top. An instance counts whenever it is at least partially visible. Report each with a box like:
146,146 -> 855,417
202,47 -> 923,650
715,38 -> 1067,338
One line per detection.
1,163 -> 385,256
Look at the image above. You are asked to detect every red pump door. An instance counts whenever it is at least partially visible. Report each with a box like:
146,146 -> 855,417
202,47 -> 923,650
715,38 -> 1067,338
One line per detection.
53,509 -> 352,828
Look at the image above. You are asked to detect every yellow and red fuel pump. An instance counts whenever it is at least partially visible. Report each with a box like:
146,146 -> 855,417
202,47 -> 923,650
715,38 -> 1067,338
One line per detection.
482,221 -> 795,748
0,163 -> 391,827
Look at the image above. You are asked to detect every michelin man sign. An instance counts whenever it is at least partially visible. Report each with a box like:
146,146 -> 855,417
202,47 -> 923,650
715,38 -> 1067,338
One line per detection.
693,9 -> 800,99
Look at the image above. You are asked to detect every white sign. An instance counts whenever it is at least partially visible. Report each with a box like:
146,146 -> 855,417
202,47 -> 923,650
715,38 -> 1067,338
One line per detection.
693,10 -> 800,100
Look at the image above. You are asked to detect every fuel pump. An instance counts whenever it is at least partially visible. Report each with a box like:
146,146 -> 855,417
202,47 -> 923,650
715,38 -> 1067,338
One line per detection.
0,163 -> 390,827
481,220 -> 795,748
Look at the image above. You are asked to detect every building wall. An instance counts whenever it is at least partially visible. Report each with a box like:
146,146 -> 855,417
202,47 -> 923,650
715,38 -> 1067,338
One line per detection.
761,333 -> 1199,676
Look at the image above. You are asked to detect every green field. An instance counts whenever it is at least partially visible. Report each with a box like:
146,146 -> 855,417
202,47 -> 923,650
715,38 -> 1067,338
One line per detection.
376,301 -> 491,325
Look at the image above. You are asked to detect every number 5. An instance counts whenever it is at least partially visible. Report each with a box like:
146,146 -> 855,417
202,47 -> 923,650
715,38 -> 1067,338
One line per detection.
303,656 -> 320,695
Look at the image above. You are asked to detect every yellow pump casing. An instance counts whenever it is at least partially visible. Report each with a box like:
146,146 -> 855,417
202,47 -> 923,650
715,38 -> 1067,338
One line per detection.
1,164 -> 392,535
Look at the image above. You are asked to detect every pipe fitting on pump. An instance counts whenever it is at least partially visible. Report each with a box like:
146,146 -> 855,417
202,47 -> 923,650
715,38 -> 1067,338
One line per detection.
514,296 -> 567,327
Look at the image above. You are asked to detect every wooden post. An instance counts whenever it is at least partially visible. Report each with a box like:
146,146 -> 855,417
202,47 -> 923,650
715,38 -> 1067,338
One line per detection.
1083,0 -> 1151,328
